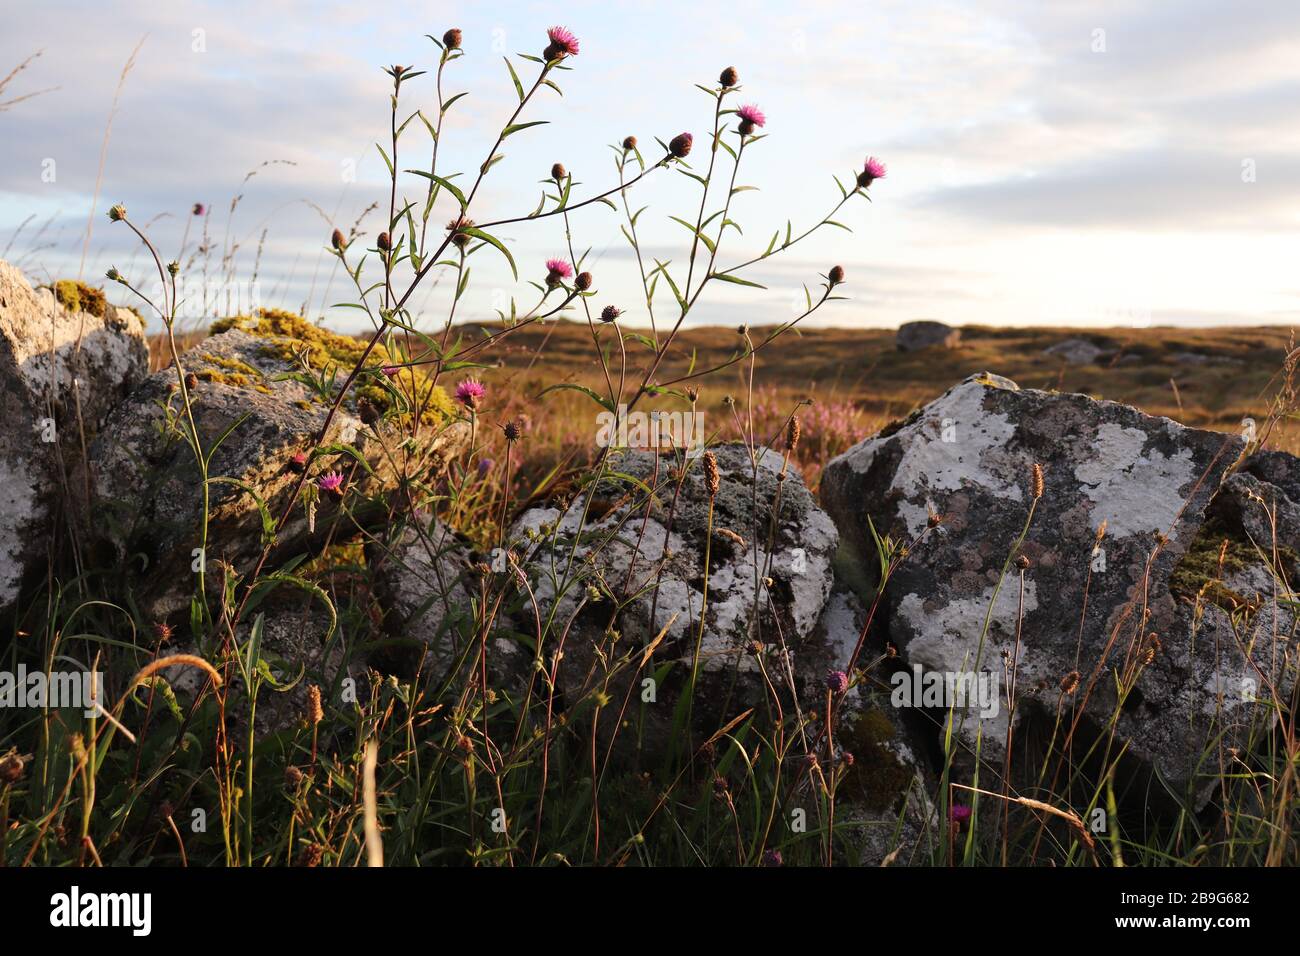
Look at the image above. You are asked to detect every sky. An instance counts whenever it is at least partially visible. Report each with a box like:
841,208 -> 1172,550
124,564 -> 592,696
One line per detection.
2,0 -> 1299,334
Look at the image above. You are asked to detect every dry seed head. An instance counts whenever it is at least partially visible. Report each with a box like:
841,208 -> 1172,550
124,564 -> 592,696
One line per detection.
0,748 -> 27,784
307,684 -> 324,725
1031,462 -> 1044,500
703,451 -> 720,498
785,416 -> 801,453
1060,670 -> 1081,695
1217,537 -> 1230,574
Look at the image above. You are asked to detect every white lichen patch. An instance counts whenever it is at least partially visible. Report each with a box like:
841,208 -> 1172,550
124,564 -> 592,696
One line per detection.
896,579 -> 1038,677
1073,421 -> 1198,538
874,381 -> 1024,536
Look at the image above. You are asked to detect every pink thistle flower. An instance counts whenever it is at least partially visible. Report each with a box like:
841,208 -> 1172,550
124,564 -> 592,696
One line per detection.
289,451 -> 308,473
949,804 -> 972,824
381,365 -> 401,377
545,258 -> 574,285
737,104 -> 766,135
455,378 -> 486,409
859,156 -> 887,188
317,471 -> 345,496
545,26 -> 580,59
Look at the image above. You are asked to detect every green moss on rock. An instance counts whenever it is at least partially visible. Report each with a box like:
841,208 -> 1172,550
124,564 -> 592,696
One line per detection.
209,308 -> 455,425
53,279 -> 108,317
837,707 -> 915,813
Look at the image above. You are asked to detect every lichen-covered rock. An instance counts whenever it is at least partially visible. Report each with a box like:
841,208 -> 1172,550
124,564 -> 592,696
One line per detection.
821,373 -> 1274,806
511,443 -> 838,755
368,513 -> 532,690
0,261 -> 148,611
896,320 -> 960,352
89,310 -> 468,620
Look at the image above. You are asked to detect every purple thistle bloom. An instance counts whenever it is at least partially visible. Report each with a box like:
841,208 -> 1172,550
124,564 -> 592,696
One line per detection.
455,378 -> 487,409
761,848 -> 783,867
859,155 -> 887,188
825,669 -> 849,695
317,471 -> 345,496
950,804 -> 972,823
737,104 -> 766,130
545,257 -> 574,280
546,25 -> 580,58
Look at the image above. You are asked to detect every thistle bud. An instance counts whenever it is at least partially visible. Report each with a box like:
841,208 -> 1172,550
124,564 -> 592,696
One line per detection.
331,228 -> 346,251
443,28 -> 462,49
829,265 -> 845,285
575,271 -> 593,291
105,266 -> 121,282
502,418 -> 523,443
600,305 -> 621,323
377,231 -> 391,251
669,132 -> 693,158
551,162 -> 567,181
719,66 -> 738,88
108,204 -> 126,222
185,372 -> 199,390
622,135 -> 637,151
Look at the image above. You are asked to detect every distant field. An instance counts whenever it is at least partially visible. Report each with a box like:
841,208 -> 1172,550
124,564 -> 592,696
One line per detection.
156,320 -> 1299,491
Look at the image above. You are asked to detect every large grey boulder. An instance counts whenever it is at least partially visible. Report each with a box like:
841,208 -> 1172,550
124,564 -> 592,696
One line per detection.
90,318 -> 469,620
821,373 -> 1276,806
0,262 -> 148,611
896,320 -> 960,352
510,443 -> 839,755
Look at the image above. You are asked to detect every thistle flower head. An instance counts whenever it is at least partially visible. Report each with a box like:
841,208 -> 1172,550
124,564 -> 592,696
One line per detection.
545,257 -> 573,285
825,669 -> 849,695
669,132 -> 694,158
192,203 -> 206,216
719,66 -> 739,88
545,25 -> 580,59
317,471 -> 345,496
551,162 -> 567,181
377,231 -> 392,251
761,847 -> 783,867
105,266 -> 121,282
447,215 -> 474,248
331,228 -> 346,251
455,377 -> 486,409
575,271 -> 593,291
289,450 -> 308,472
0,748 -> 27,785
622,135 -> 638,151
950,804 -> 972,823
600,305 -> 622,323
858,156 -> 887,188
108,204 -> 126,222
443,28 -> 462,49
502,418 -> 523,442
737,103 -> 766,135
1060,670 -> 1081,695
829,265 -> 845,285
153,621 -> 173,644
